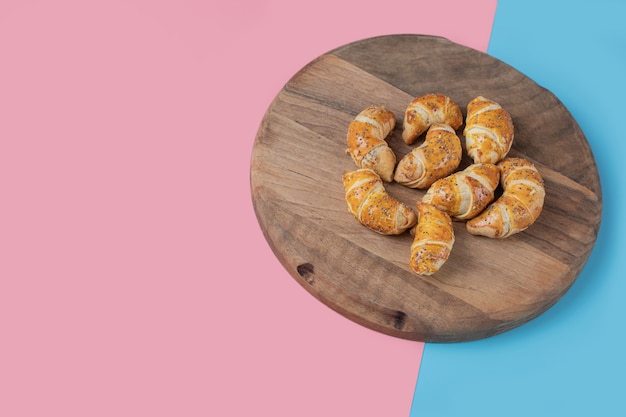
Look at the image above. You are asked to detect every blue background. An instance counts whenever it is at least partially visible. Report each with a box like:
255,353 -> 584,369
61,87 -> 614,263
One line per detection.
411,1 -> 626,415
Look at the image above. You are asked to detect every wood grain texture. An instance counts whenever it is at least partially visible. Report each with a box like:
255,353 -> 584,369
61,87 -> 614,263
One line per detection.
250,35 -> 602,342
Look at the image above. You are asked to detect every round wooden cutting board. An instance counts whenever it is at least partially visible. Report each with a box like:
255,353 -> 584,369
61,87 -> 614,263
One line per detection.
250,35 -> 602,342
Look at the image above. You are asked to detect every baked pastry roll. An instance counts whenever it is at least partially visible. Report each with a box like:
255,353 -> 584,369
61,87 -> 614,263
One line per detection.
402,93 -> 463,145
421,163 -> 500,221
346,106 -> 397,182
464,96 -> 514,164
466,157 -> 545,238
410,202 -> 455,275
343,168 -> 417,235
394,124 -> 462,189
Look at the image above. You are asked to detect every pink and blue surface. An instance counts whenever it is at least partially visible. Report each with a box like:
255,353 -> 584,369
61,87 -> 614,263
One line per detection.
1,0 -> 624,416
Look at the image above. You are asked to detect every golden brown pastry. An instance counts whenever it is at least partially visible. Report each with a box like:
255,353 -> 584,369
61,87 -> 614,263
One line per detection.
410,202 -> 455,275
464,96 -> 514,164
394,124 -> 462,189
343,168 -> 417,235
421,163 -> 501,221
466,157 -> 545,238
346,106 -> 397,182
402,93 -> 463,145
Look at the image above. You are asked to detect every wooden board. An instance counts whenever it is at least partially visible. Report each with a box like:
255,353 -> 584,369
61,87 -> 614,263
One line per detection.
250,35 -> 602,343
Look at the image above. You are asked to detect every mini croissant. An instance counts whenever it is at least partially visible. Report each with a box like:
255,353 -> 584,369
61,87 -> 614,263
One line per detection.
422,163 -> 501,221
410,202 -> 455,275
346,106 -> 397,182
466,158 -> 545,238
464,96 -> 514,164
402,94 -> 463,145
394,124 -> 462,189
343,169 -> 417,235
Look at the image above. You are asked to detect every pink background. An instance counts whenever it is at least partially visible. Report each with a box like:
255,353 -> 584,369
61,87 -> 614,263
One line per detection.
0,0 -> 495,415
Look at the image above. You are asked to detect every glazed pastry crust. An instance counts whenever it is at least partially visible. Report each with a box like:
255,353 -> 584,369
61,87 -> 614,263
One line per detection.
410,202 -> 455,275
343,169 -> 417,235
422,163 -> 501,221
466,158 -> 545,238
402,94 -> 463,145
346,106 -> 397,182
464,96 -> 514,164
394,124 -> 463,189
